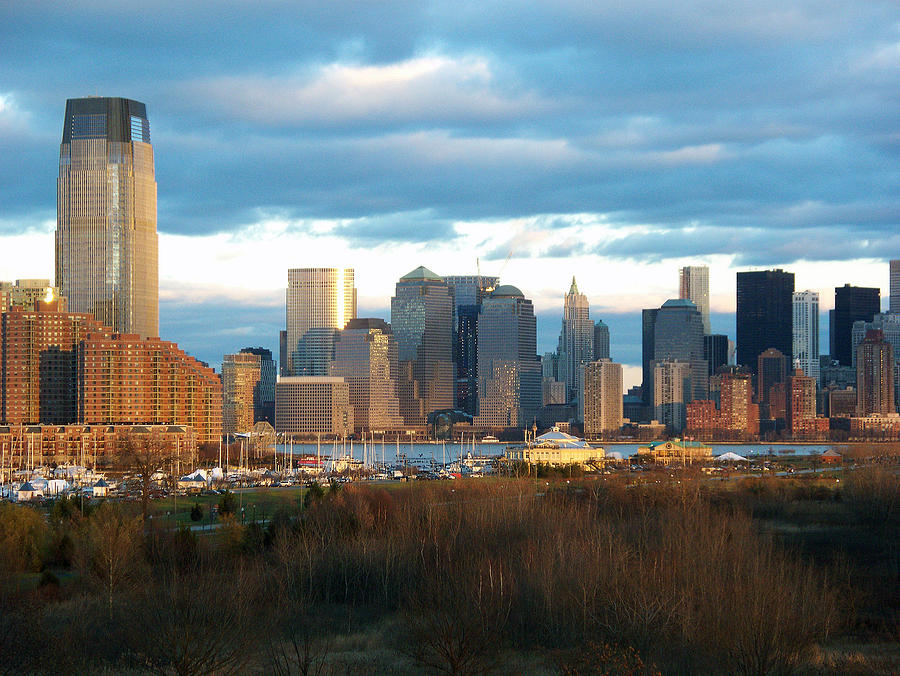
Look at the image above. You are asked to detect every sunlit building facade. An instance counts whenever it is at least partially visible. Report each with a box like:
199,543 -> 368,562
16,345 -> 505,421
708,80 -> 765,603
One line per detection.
222,352 -> 262,435
679,265 -> 710,334
285,268 -> 356,376
390,267 -> 454,424
792,290 -> 820,382
856,329 -> 895,416
275,376 -> 353,437
1,280 -> 67,314
582,359 -> 623,437
332,318 -> 403,434
56,97 -> 158,338
557,277 -> 593,407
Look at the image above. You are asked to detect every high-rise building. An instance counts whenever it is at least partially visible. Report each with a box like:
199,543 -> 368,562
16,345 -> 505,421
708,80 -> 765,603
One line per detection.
0,299 -> 221,442
274,377 -> 354,437
444,274 -> 498,416
704,334 -> 729,377
390,266 -> 454,424
787,369 -> 817,436
332,318 -> 403,434
833,284 -> 880,367
736,269 -> 794,373
890,260 -> 900,314
856,329 -> 895,416
720,371 -> 758,436
583,359 -> 623,437
0,280 -> 67,314
239,347 -> 276,425
222,352 -> 262,435
757,348 -> 790,418
640,308 -> 659,407
285,268 -> 356,376
557,277 -> 594,406
792,290 -> 820,382
593,320 -> 610,360
652,299 -> 708,402
56,97 -> 158,338
474,285 -> 541,429
653,360 -> 692,434
679,266 -> 710,334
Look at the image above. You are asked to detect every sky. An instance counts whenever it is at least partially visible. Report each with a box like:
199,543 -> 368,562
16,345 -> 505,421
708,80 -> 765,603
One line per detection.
1,1 -> 898,389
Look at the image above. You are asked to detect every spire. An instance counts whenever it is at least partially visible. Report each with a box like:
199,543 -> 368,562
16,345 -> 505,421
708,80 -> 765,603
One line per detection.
568,276 -> 578,295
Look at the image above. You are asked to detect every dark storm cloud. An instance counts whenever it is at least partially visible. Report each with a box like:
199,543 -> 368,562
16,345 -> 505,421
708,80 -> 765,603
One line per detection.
2,1 -> 900,248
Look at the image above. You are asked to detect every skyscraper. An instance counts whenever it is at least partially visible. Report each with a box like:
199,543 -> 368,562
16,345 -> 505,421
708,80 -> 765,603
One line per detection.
653,360 -> 692,434
652,299 -> 708,402
239,347 -> 276,425
56,97 -> 158,337
890,260 -> 900,314
856,329 -> 895,416
474,285 -> 541,429
703,334 -> 729,377
557,277 -> 593,406
332,318 -> 403,434
736,269 -> 794,373
833,284 -> 880,367
593,320 -> 610,360
583,359 -> 623,437
792,290 -> 820,382
390,266 -> 454,424
444,274 -> 499,416
787,369 -> 817,436
285,268 -> 356,376
222,352 -> 262,435
679,266 -> 710,334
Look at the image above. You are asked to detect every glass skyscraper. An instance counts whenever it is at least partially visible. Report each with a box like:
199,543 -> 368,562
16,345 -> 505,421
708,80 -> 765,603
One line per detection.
736,269 -> 794,374
285,268 -> 356,376
56,97 -> 158,337
679,265 -> 711,334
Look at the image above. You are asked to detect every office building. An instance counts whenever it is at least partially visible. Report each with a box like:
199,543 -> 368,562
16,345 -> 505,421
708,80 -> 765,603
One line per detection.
736,269 -> 794,373
653,360 -> 692,434
792,290 -> 820,382
1,280 -> 66,314
640,308 -> 659,408
285,268 -> 356,376
787,369 -> 817,437
856,329 -> 895,416
890,260 -> 900,314
650,299 -> 708,402
222,352 -> 262,435
444,274 -> 498,416
720,371 -> 758,436
833,284 -> 880,367
332,318 -> 403,434
704,334 -> 729,377
582,359 -> 623,437
239,347 -> 276,425
56,97 -> 158,337
757,348 -> 790,418
557,277 -> 594,406
390,267 -> 454,424
679,266 -> 710,334
474,285 -> 541,429
275,376 -> 353,437
593,320 -> 610,360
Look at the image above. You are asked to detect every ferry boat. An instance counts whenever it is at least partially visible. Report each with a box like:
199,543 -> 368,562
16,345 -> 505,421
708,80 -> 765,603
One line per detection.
481,435 -> 500,444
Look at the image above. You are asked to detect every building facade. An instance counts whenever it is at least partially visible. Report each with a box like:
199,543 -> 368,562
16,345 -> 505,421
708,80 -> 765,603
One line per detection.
833,284 -> 880,367
474,285 -> 541,429
331,318 -> 404,434
390,266 -> 454,425
679,265 -> 710,334
239,347 -> 276,425
704,334 -> 729,377
786,369 -> 818,437
222,352 -> 262,435
652,299 -> 708,402
856,329 -> 895,416
593,320 -> 610,360
274,376 -> 353,437
56,97 -> 158,338
557,277 -> 594,406
1,280 -> 67,314
653,360 -> 692,434
736,269 -> 794,373
582,359 -> 623,437
891,260 -> 900,314
285,268 -> 356,376
792,290 -> 820,382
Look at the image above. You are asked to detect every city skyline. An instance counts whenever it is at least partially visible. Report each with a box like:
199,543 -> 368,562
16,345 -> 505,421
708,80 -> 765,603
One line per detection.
1,3 -> 899,389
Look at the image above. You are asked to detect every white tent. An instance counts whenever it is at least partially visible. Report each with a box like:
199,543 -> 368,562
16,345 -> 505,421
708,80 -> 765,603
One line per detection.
715,452 -> 749,462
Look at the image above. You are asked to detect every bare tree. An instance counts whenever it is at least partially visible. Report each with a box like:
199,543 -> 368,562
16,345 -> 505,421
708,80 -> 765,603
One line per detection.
119,430 -> 171,522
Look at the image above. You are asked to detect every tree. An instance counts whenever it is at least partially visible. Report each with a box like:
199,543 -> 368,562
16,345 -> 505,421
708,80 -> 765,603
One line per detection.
119,430 -> 171,522
190,503 -> 203,522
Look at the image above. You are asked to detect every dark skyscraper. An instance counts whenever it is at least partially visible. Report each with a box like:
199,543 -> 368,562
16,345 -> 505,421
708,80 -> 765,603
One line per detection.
651,299 -> 708,402
444,275 -> 499,416
704,334 -> 729,377
736,269 -> 794,374
593,319 -> 610,360
833,284 -> 880,367
56,97 -> 158,337
641,308 -> 659,406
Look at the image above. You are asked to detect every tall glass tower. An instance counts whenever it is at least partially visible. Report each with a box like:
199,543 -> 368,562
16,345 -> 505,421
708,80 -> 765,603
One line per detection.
56,97 -> 158,337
